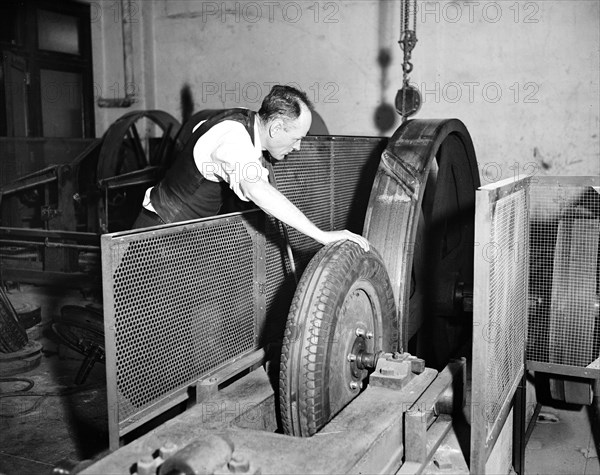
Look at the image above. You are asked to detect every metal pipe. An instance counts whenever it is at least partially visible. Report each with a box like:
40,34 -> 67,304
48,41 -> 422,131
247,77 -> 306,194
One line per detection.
122,0 -> 135,97
0,238 -> 99,251
0,227 -> 99,242
97,0 -> 136,107
0,176 -> 57,195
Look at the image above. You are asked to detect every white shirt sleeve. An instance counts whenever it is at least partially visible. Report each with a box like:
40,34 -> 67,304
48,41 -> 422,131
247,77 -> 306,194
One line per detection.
193,121 -> 269,202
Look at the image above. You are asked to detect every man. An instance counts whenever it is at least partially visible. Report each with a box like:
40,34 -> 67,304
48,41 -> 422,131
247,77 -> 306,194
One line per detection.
133,85 -> 369,251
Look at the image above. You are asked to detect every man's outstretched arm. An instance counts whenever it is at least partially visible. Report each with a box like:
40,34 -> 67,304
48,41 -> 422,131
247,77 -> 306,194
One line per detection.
240,178 -> 370,252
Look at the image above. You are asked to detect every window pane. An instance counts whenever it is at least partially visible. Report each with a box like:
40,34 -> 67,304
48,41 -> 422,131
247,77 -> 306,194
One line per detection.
37,9 -> 80,55
0,3 -> 20,45
40,69 -> 83,137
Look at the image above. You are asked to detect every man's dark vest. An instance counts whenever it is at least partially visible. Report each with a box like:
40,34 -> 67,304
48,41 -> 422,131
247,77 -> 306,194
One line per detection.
151,109 -> 256,223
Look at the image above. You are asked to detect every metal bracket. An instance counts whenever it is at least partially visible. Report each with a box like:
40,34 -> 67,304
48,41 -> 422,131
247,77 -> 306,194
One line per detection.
370,352 -> 426,390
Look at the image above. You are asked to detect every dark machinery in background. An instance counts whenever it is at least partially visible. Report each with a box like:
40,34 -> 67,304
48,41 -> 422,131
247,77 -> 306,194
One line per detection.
0,110 -> 181,381
2,110 -> 181,233
0,110 -> 181,290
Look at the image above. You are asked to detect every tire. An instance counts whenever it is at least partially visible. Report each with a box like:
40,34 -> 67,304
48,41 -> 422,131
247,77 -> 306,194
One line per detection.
0,340 -> 43,375
0,287 -> 28,353
279,240 -> 398,436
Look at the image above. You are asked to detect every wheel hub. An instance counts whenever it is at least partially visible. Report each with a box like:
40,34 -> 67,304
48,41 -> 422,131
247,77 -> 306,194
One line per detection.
347,330 -> 382,382
335,287 -> 379,390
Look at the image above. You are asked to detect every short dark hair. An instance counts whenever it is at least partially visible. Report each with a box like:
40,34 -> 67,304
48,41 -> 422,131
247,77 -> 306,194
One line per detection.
258,85 -> 312,125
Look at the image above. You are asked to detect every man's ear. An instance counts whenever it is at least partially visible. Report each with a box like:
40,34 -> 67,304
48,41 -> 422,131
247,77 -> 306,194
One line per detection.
269,119 -> 283,137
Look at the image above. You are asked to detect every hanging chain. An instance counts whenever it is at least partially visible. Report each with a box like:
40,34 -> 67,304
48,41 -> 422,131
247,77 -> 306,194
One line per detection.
396,0 -> 421,121
399,0 -> 418,86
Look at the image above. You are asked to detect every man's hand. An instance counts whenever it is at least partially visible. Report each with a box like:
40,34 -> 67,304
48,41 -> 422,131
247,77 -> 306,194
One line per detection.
319,230 -> 370,252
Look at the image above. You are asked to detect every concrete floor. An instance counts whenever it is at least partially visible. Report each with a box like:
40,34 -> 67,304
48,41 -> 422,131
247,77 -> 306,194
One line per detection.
0,285 -> 108,475
525,404 -> 599,475
0,284 -> 598,475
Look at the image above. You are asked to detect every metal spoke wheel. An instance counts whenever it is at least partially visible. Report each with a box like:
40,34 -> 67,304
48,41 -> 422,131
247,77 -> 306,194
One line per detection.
96,110 -> 181,232
363,119 -> 480,368
97,110 -> 181,181
279,241 -> 398,436
52,305 -> 105,385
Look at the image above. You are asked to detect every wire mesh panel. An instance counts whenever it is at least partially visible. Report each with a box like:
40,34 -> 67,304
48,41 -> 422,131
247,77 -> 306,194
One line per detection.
471,176 -> 529,474
102,213 -> 262,446
271,139 -> 332,269
271,136 -> 386,272
101,135 -> 386,449
331,137 -> 387,233
527,176 -> 600,375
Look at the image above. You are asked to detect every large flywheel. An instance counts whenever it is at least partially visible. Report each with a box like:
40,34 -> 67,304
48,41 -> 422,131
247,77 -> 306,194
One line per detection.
279,241 -> 398,436
97,110 -> 181,181
363,118 -> 480,367
95,110 -> 181,232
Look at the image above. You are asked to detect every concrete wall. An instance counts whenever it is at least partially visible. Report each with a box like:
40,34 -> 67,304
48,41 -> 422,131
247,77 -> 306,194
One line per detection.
90,0 -> 599,183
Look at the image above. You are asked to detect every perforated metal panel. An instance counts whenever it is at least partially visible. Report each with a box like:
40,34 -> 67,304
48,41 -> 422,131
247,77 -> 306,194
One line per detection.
527,177 -> 600,372
101,135 -> 386,448
272,140 -> 332,268
471,177 -> 529,474
102,215 -> 261,432
331,137 -> 386,233
270,137 -> 385,269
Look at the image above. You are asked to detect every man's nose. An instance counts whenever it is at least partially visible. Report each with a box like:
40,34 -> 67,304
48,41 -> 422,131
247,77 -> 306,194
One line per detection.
293,140 -> 302,151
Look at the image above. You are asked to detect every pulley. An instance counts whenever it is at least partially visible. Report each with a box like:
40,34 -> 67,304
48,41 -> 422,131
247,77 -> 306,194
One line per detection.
395,84 -> 422,119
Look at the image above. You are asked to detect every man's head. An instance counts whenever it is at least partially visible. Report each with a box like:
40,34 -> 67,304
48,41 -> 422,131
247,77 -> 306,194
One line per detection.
258,85 -> 313,160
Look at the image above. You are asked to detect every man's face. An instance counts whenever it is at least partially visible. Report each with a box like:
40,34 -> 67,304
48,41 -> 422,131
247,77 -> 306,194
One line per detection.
266,106 -> 312,160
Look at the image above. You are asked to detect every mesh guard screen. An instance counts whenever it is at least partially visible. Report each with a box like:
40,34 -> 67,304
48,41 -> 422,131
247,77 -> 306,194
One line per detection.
528,180 -> 600,368
471,177 -> 529,473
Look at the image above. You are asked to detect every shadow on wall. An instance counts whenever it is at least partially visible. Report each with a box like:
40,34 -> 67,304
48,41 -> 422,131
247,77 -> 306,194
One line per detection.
374,48 -> 397,134
180,83 -> 194,125
373,0 -> 400,135
308,110 -> 329,135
